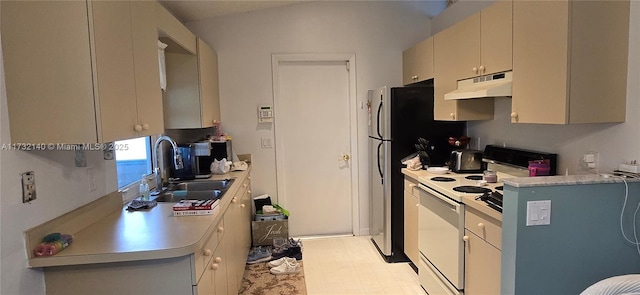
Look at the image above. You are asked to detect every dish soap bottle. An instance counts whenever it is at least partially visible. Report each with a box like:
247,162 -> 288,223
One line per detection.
139,175 -> 150,200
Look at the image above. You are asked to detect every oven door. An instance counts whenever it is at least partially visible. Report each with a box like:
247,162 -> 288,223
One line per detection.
418,183 -> 465,290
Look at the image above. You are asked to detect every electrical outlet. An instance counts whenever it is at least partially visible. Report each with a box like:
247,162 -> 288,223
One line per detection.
21,171 -> 36,203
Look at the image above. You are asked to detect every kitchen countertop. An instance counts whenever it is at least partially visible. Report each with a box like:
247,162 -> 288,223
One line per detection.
402,168 -> 503,221
27,167 -> 251,268
502,173 -> 640,188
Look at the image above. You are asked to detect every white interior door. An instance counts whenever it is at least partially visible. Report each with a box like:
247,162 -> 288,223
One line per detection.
273,55 -> 357,237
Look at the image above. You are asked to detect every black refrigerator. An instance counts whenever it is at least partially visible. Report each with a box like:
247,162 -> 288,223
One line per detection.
368,82 -> 465,263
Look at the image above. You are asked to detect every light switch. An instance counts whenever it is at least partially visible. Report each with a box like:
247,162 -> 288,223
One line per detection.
261,137 -> 273,149
526,200 -> 551,226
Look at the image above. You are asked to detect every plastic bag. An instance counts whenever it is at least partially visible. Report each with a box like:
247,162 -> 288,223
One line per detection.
210,158 -> 232,174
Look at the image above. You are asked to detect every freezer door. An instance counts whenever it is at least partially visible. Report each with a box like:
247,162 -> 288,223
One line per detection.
368,86 -> 390,140
370,137 -> 391,256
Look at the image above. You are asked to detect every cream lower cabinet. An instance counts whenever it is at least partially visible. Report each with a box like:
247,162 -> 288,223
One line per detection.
464,207 -> 502,295
402,37 -> 434,85
2,1 -> 163,144
403,177 -> 419,265
511,0 -> 629,124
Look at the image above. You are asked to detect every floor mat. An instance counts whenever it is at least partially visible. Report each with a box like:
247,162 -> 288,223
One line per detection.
239,261 -> 307,295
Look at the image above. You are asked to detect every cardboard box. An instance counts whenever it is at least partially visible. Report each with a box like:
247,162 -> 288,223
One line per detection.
251,219 -> 288,246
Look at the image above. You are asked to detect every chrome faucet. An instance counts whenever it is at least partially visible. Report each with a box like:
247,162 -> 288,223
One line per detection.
152,135 -> 184,193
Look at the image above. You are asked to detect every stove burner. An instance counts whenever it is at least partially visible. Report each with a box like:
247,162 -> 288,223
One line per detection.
431,177 -> 456,182
465,175 -> 483,181
453,186 -> 491,194
495,186 -> 504,191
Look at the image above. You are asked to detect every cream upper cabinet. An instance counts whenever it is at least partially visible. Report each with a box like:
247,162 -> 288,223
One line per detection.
402,37 -> 434,85
2,1 -> 163,144
156,3 -> 197,55
511,0 -> 629,124
433,0 -> 511,121
163,38 -> 221,129
92,1 -> 163,142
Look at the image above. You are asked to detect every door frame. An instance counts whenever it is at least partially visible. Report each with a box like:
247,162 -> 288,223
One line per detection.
271,53 -> 360,236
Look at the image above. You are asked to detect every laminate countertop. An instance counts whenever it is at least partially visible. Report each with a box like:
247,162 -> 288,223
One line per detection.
26,168 -> 251,268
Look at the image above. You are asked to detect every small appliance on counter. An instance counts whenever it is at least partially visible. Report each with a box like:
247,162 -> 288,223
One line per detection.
449,149 -> 484,173
169,144 -> 197,181
193,140 -> 233,176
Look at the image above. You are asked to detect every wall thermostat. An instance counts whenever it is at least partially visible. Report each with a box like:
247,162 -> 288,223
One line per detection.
258,105 -> 274,123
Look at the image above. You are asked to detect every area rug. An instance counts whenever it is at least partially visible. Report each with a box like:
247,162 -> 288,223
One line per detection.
239,261 -> 307,295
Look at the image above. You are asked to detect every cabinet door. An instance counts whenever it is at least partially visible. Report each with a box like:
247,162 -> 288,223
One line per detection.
223,198 -> 241,295
2,1 -> 98,143
198,39 -> 221,128
512,0 -> 570,124
434,14 -> 493,121
131,1 -> 164,137
402,37 -> 434,85
91,1 -> 139,142
403,185 -> 419,265
464,230 -> 501,295
480,0 -> 512,75
196,241 -> 227,295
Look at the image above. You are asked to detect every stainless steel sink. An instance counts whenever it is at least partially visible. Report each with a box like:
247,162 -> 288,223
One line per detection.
153,179 -> 234,202
152,190 -> 222,202
168,179 -> 235,192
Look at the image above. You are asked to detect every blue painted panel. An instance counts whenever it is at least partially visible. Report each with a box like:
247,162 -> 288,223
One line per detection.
501,182 -> 640,295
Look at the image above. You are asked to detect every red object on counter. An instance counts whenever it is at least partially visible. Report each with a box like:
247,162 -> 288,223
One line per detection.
33,233 -> 73,257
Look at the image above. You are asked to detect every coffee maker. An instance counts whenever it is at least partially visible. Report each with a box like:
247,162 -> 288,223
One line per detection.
169,144 -> 197,180
193,141 -> 233,176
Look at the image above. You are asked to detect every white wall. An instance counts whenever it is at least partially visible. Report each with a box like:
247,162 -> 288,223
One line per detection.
186,1 -> 432,235
0,7 -> 118,294
433,1 -> 640,175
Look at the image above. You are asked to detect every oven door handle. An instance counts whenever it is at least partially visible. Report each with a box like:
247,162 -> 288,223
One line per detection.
417,183 -> 461,210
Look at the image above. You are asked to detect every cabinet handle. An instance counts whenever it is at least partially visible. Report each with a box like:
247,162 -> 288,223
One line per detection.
142,123 -> 150,130
211,263 -> 219,270
243,183 -> 248,188
511,112 -> 519,121
204,249 -> 212,256
240,204 -> 246,208
478,223 -> 485,229
409,184 -> 416,188
212,119 -> 218,124
463,236 -> 469,242
479,65 -> 485,73
472,67 -> 478,73
248,176 -> 251,180
217,226 -> 224,233
449,113 -> 455,120
232,197 -> 237,203
416,204 -> 419,207
215,257 -> 222,263
134,124 -> 143,132
247,190 -> 251,194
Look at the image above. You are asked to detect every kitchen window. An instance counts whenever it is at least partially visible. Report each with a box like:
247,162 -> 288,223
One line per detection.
115,136 -> 153,189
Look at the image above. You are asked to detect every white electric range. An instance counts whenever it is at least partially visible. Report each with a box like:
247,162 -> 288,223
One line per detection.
416,145 -> 557,295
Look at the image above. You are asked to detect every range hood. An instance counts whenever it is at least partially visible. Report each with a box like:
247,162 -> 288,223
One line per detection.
444,71 -> 512,100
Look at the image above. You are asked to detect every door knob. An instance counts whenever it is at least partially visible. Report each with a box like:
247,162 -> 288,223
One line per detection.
340,154 -> 350,162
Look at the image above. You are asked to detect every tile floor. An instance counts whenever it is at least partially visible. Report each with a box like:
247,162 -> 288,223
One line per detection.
301,236 -> 425,295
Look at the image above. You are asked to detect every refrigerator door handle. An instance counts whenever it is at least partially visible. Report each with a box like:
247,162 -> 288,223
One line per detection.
377,141 -> 384,184
376,100 -> 383,139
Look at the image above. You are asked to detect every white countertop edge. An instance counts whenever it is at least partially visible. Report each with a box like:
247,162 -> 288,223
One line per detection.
502,174 -> 640,188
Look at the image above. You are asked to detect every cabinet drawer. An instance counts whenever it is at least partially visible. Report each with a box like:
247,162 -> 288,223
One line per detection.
465,207 -> 501,249
404,178 -> 419,197
194,219 -> 224,283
